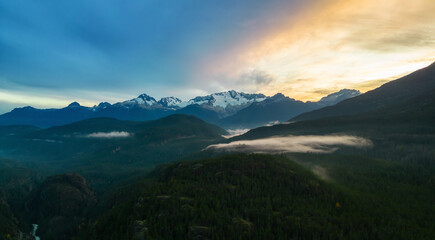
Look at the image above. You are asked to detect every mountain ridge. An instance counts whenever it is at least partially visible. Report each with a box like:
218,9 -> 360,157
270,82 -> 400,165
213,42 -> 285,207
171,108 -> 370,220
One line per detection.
292,62 -> 435,121
0,89 -> 361,128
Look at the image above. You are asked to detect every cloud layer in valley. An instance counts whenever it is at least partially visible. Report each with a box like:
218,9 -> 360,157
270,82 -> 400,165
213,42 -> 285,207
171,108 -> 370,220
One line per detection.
222,129 -> 251,138
206,135 -> 372,154
85,131 -> 131,138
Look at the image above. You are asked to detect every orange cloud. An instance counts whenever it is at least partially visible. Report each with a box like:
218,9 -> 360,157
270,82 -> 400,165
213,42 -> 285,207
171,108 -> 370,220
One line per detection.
197,0 -> 435,101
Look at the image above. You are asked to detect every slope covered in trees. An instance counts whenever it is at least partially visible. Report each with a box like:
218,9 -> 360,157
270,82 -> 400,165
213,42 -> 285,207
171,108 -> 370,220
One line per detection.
75,154 -> 434,240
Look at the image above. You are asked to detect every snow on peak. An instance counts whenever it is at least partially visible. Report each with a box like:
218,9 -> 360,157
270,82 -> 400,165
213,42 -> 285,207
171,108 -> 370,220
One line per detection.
124,93 -> 157,106
137,93 -> 157,103
187,90 -> 266,109
158,97 -> 182,107
318,89 -> 361,105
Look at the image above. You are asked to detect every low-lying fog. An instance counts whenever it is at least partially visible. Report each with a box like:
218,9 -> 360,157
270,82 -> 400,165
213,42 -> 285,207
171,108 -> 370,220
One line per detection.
223,129 -> 251,138
206,135 -> 372,154
85,131 -> 132,138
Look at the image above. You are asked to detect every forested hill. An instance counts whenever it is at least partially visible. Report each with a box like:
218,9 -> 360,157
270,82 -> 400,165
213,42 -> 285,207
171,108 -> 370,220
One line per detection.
75,154 -> 434,240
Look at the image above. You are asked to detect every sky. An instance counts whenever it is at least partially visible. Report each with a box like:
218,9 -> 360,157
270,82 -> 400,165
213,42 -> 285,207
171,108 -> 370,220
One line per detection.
1,0 -> 435,113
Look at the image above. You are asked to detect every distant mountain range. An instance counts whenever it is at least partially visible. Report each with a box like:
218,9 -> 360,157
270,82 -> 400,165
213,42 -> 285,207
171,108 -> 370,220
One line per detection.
0,89 -> 360,128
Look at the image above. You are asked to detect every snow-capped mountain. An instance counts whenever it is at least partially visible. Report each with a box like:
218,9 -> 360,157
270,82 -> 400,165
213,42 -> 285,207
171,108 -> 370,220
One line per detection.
318,89 -> 361,106
117,93 -> 158,108
188,90 -> 266,108
158,97 -> 182,108
185,90 -> 266,116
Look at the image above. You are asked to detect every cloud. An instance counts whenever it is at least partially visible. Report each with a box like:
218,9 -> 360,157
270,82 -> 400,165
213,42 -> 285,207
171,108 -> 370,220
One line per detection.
0,0 -> 310,111
264,121 -> 280,126
206,135 -> 372,154
199,0 -> 435,101
222,129 -> 251,138
239,69 -> 275,86
85,131 -> 131,138
2,0 -> 435,109
211,69 -> 277,93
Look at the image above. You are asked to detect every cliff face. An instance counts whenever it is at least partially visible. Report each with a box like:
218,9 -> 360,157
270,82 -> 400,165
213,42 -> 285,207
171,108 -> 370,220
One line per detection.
27,173 -> 96,240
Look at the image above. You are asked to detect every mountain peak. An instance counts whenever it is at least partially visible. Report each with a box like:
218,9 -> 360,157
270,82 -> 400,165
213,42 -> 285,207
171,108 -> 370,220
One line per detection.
95,102 -> 111,109
67,102 -> 81,108
158,97 -> 182,107
272,93 -> 285,98
266,93 -> 296,104
318,89 -> 361,105
121,93 -> 157,106
137,93 -> 156,101
337,89 -> 361,94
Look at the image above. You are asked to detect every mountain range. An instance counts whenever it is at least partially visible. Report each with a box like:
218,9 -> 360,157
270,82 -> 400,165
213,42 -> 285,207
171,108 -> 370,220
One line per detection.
0,89 -> 360,128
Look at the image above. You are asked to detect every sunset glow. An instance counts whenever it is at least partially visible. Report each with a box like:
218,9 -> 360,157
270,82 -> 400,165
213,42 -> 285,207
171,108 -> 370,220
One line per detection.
196,0 -> 435,100
1,0 -> 434,111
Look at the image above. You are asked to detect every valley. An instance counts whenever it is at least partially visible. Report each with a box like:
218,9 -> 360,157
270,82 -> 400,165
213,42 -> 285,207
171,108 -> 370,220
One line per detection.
0,63 -> 434,239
